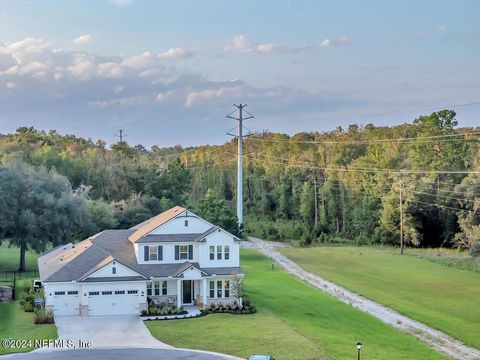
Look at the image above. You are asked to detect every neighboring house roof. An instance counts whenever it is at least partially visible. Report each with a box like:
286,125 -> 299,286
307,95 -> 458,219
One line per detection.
136,226 -> 219,243
128,205 -> 186,242
38,227 -> 243,282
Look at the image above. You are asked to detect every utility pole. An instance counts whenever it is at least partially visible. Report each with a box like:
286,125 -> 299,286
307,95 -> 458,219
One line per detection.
399,179 -> 404,254
115,129 -> 127,142
227,104 -> 253,228
313,175 -> 318,226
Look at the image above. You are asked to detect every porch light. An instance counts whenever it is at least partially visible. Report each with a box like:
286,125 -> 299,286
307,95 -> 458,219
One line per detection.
141,291 -> 144,296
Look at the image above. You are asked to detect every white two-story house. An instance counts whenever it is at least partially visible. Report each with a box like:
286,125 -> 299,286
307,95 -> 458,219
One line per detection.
38,206 -> 243,316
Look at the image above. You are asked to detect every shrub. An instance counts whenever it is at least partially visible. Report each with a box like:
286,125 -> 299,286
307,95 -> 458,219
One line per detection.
470,242 -> 480,257
20,288 -> 36,312
34,308 -> 54,324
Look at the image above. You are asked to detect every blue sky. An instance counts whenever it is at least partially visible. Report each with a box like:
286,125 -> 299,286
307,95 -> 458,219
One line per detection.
0,0 -> 479,147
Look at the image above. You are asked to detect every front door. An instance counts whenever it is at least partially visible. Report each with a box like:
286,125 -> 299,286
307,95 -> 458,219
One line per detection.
182,280 -> 192,304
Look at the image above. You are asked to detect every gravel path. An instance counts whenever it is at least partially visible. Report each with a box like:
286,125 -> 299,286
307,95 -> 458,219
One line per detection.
244,237 -> 480,360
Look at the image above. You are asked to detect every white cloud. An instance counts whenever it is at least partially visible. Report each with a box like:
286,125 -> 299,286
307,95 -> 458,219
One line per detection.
158,48 -> 195,60
184,86 -> 244,107
156,90 -> 175,102
73,35 -> 94,45
320,36 -> 351,47
224,35 -> 250,53
5,81 -> 15,89
122,51 -> 156,69
97,62 -> 125,78
225,34 -> 313,55
2,61 -> 47,76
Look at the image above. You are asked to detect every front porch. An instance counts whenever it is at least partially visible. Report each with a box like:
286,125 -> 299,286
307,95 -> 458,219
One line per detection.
146,277 -> 238,309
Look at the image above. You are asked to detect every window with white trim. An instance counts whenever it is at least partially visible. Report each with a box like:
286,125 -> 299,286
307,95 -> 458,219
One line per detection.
209,246 -> 215,260
179,245 -> 188,260
149,245 -> 158,261
224,245 -> 230,260
162,281 -> 168,295
154,281 -> 160,296
147,282 -> 152,296
217,280 -> 222,298
209,281 -> 215,298
217,245 -> 222,260
112,266 -> 116,274
224,280 -> 230,298
54,291 -> 65,296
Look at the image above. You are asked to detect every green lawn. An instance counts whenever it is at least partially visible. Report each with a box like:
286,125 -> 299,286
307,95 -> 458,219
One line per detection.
0,242 -> 57,355
0,242 -> 39,272
146,249 -> 447,360
0,301 -> 58,355
280,246 -> 480,350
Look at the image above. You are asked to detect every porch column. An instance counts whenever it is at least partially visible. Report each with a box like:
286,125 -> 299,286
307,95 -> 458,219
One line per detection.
202,278 -> 207,307
176,280 -> 182,307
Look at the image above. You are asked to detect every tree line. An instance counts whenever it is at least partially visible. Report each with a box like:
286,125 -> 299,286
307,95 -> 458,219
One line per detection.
0,110 -> 479,270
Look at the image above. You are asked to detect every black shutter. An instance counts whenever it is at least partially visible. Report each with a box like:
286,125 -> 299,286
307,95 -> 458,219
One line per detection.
188,245 -> 193,260
175,245 -> 179,260
158,246 -> 163,261
144,246 -> 149,261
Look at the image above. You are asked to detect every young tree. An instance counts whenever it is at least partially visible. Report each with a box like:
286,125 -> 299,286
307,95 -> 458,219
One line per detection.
0,161 -> 91,271
197,189 -> 240,237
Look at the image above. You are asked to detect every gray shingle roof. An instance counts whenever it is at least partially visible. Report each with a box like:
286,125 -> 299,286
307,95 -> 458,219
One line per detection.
81,276 -> 146,282
136,226 -> 219,243
38,229 -> 242,282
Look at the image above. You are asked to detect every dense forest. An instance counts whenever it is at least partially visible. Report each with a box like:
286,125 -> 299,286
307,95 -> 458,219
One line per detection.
0,109 -> 479,262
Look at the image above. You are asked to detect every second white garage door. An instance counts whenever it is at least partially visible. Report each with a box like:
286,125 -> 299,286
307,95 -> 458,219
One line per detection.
87,289 -> 139,316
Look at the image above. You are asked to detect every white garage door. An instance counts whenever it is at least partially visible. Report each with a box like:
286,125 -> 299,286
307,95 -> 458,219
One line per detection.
53,290 -> 80,316
88,289 -> 139,316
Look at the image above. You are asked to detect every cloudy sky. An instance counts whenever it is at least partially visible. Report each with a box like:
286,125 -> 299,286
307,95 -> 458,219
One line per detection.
0,0 -> 479,147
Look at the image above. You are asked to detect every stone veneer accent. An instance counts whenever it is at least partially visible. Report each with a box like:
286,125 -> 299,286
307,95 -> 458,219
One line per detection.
207,297 -> 236,306
80,304 -> 88,316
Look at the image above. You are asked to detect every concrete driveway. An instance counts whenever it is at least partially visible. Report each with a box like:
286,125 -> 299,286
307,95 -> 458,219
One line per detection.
51,315 -> 171,349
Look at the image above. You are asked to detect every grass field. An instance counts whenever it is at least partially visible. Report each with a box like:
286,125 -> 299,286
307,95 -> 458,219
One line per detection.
0,243 -> 57,355
281,246 -> 480,349
147,249 -> 447,360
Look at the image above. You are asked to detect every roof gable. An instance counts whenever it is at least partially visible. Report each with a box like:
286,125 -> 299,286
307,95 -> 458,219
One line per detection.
173,262 -> 208,278
79,257 -> 146,281
128,206 -> 186,242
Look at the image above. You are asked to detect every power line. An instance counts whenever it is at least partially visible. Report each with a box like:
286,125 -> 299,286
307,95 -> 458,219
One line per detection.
244,154 -> 480,175
406,199 -> 479,213
246,130 -> 480,146
410,190 -> 477,203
